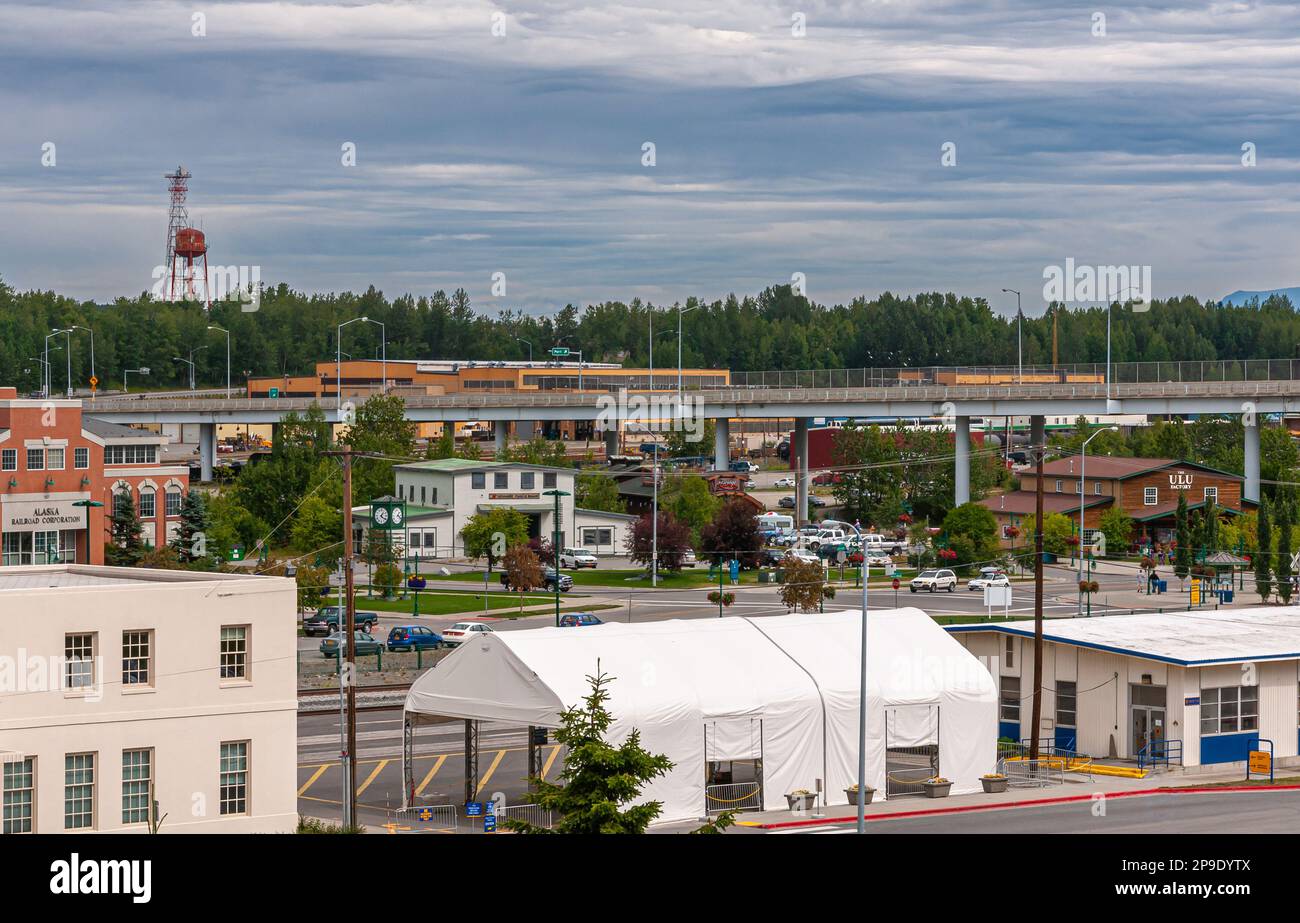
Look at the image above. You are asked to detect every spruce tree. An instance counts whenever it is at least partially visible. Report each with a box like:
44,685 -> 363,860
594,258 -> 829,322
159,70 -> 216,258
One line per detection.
1173,492 -> 1191,587
170,488 -> 213,567
1276,494 -> 1293,605
1254,497 -> 1272,603
105,490 -> 145,567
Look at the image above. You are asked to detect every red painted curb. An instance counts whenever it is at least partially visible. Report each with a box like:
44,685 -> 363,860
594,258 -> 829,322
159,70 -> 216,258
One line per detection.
755,783 -> 1300,829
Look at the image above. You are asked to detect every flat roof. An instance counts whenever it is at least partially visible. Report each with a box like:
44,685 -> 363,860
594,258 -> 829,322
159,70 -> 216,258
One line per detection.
396,458 -> 573,474
0,564 -> 280,591
947,607 -> 1300,666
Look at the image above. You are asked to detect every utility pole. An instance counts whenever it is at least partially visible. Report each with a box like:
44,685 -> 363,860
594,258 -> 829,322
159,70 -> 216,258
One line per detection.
1029,418 -> 1045,762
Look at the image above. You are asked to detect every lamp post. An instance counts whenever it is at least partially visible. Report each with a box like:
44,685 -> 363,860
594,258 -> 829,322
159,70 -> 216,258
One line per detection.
1077,426 -> 1119,616
514,338 -> 533,362
173,345 -> 206,391
27,356 -> 50,395
1001,288 -> 1022,384
66,325 -> 95,397
676,302 -> 698,396
123,367 -> 150,393
72,499 -> 104,564
43,330 -> 65,399
207,325 -> 231,397
821,517 -> 869,833
1104,286 -> 1146,404
337,316 -> 385,406
543,488 -> 570,626
651,444 -> 659,587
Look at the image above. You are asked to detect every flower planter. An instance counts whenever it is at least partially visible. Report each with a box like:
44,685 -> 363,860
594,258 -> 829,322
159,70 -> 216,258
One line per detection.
785,792 -> 817,812
980,776 -> 1008,794
922,780 -> 953,798
844,786 -> 876,806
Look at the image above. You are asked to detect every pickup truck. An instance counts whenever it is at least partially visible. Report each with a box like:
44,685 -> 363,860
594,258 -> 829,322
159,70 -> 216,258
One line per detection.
500,568 -> 573,592
302,606 -> 380,637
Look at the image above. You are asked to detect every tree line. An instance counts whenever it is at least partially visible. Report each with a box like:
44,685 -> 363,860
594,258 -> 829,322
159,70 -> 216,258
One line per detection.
3,274 -> 1298,393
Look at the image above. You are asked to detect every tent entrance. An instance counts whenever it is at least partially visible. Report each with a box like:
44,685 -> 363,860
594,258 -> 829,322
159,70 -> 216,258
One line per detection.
884,705 -> 941,799
703,718 -> 764,814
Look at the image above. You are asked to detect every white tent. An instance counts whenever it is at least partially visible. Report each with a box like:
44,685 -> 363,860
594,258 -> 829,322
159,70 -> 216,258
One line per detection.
404,608 -> 997,823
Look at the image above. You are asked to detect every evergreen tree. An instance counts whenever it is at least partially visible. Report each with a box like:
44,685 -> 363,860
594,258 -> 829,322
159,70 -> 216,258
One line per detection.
106,490 -> 145,567
170,488 -> 213,566
1276,493 -> 1293,604
1173,492 -> 1191,587
1254,497 -> 1272,603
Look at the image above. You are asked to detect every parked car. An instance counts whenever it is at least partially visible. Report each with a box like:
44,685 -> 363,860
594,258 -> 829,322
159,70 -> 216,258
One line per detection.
778,496 -> 796,509
784,548 -> 822,565
968,572 -> 1011,591
910,569 -> 958,593
441,621 -> 494,648
774,476 -> 795,488
558,613 -> 604,627
559,547 -> 598,568
729,459 -> 759,473
861,533 -> 905,555
812,471 -> 840,486
303,606 -> 379,637
500,569 -> 573,592
320,630 -> 381,658
682,548 -> 698,567
639,442 -> 666,455
807,528 -> 847,551
386,625 -> 443,651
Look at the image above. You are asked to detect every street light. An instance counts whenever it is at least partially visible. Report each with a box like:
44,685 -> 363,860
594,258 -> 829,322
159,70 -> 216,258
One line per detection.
542,488 -> 570,626
821,517 -> 869,834
1104,286 -> 1147,404
514,337 -> 533,362
173,345 -> 205,391
1077,425 -> 1119,616
337,316 -> 385,407
207,325 -> 231,397
553,337 -> 584,391
1001,289 -> 1022,384
676,302 -> 698,396
66,325 -> 95,397
71,499 -> 104,564
43,330 -> 64,398
123,367 -> 150,393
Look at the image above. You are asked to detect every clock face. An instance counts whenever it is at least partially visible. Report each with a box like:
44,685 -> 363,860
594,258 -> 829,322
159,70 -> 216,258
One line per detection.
373,507 -> 389,526
392,507 -> 404,526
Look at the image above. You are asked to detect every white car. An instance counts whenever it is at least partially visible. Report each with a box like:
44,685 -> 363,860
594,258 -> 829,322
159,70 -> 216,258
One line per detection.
682,548 -> 698,567
968,573 -> 1010,591
559,547 -> 598,568
784,549 -> 822,565
865,553 -> 894,568
441,621 -> 494,648
774,476 -> 795,488
910,569 -> 958,593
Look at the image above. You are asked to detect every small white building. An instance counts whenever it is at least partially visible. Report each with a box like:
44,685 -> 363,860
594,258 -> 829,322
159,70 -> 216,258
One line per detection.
351,458 -> 636,559
949,608 -> 1300,770
0,564 -> 298,834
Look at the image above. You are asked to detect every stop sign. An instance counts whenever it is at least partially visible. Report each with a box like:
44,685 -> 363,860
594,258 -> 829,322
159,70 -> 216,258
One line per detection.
892,578 -> 900,590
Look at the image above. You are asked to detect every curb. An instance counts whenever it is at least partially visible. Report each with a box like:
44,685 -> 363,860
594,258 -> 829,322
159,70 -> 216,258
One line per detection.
747,783 -> 1300,829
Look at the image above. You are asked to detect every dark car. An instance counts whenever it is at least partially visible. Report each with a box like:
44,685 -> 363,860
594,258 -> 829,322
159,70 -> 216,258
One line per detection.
558,613 -> 604,627
778,496 -> 796,509
319,630 -> 381,658
499,568 -> 573,592
386,625 -> 443,652
303,606 -> 379,637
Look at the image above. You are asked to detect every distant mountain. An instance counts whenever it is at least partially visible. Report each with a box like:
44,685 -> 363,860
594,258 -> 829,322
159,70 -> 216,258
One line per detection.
1220,287 -> 1300,307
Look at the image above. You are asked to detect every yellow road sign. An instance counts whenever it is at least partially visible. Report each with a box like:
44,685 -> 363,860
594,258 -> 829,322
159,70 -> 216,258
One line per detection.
1249,750 -> 1271,774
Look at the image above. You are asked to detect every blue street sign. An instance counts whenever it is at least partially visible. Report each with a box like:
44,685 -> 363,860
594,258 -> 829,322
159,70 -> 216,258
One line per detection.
465,801 -> 483,817
417,807 -> 434,822
484,813 -> 496,833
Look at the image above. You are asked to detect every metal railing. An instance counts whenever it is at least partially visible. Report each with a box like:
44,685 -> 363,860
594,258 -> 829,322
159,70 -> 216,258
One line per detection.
705,782 -> 763,813
392,803 -> 458,831
498,804 -> 555,829
999,757 -> 1065,788
1138,739 -> 1183,771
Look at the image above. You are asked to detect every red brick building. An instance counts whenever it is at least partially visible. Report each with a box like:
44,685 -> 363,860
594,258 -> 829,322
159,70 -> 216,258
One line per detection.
0,388 -> 189,565
980,456 -> 1247,549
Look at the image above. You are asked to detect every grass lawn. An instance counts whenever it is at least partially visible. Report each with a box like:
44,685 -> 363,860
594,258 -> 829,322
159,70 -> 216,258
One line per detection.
349,588 -> 563,617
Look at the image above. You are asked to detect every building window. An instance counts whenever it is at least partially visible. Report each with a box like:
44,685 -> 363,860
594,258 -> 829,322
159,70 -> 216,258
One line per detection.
471,472 -> 485,490
26,448 -> 44,471
1204,486 -> 1218,504
494,472 -> 508,489
1074,480 -> 1082,494
1094,482 -> 1102,495
420,485 -> 426,505
521,472 -> 535,490
397,483 -> 404,500
1056,681 -> 1077,728
3,757 -> 34,834
1000,676 -> 1020,722
582,527 -> 613,548
1054,479 -> 1062,493
64,633 -> 96,690
220,626 -> 248,680
121,749 -> 152,825
219,742 -> 249,815
63,753 -> 95,830
1144,487 -> 1158,506
543,472 -> 557,489
1200,685 -> 1259,735
104,445 -> 157,465
138,489 -> 156,519
122,630 -> 152,687
46,447 -> 64,470
1005,636 -> 1014,669
74,447 -> 89,469
165,489 -> 182,517
0,448 -> 14,471
430,487 -> 438,505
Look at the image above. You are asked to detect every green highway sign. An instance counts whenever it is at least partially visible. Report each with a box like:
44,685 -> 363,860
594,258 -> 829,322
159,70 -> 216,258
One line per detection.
549,347 -> 570,357
268,387 -> 280,398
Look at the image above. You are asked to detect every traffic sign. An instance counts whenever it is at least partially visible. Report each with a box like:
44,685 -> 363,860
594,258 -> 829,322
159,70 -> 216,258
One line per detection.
1249,750 -> 1271,775
88,375 -> 98,392
465,801 -> 483,817
483,813 -> 497,833
891,578 -> 900,590
549,347 -> 570,357
269,387 -> 280,398
417,807 -> 434,822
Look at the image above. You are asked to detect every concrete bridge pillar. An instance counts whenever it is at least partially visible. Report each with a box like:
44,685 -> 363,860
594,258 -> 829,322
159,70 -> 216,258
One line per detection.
494,421 -> 508,455
714,417 -> 730,470
794,417 -> 810,525
954,416 -> 971,507
603,427 -> 619,459
1244,419 -> 1260,504
199,422 -> 216,483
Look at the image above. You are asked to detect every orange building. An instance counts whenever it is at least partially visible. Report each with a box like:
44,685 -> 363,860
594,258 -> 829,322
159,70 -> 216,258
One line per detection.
0,388 -> 188,565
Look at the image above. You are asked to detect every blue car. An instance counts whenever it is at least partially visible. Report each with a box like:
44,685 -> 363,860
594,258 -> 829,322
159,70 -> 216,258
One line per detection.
558,613 -> 604,627
386,625 -> 443,652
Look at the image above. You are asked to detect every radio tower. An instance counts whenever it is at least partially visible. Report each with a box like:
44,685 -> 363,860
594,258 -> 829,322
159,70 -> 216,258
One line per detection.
162,166 -> 210,308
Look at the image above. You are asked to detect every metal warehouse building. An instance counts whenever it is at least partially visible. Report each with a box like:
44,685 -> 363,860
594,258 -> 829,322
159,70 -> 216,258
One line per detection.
948,609 -> 1300,770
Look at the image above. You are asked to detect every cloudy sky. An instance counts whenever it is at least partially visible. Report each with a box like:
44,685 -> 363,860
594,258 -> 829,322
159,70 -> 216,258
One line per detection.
1,0 -> 1298,315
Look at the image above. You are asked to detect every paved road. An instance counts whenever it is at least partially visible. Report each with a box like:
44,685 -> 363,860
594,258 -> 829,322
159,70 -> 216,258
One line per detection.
758,790 -> 1300,834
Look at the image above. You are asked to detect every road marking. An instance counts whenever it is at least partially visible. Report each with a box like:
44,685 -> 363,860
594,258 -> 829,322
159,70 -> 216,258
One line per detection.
476,749 -> 507,795
416,754 -> 448,796
298,764 -> 329,796
356,759 -> 388,796
541,744 -> 561,779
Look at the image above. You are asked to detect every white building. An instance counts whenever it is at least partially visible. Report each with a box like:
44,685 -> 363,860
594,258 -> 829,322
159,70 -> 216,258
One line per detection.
351,458 -> 636,559
950,608 -> 1300,770
0,565 -> 298,834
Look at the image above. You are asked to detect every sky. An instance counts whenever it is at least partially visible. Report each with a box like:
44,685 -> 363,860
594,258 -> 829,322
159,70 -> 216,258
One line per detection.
2,0 -> 1299,316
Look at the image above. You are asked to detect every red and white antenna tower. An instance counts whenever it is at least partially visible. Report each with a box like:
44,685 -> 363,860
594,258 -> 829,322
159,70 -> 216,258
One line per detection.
162,165 -> 210,308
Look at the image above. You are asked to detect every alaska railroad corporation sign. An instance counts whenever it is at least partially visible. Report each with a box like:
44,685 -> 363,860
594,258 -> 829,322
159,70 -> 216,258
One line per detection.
3,499 -> 88,531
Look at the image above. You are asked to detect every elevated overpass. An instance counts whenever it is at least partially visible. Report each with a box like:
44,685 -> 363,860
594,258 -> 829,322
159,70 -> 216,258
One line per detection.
83,360 -> 1300,506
